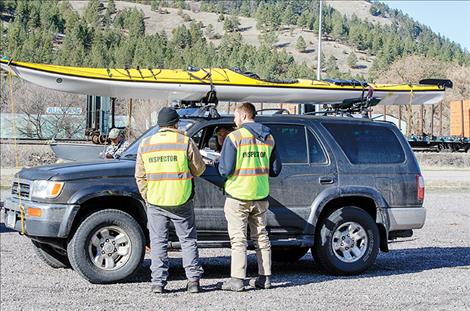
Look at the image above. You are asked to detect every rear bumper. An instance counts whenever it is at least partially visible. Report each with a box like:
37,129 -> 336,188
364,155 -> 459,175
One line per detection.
386,207 -> 426,231
2,197 -> 79,238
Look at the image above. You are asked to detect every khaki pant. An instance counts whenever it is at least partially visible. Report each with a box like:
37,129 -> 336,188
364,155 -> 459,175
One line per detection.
224,197 -> 271,279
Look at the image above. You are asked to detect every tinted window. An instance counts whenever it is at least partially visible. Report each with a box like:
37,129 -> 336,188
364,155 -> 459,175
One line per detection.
322,122 -> 405,164
307,130 -> 327,164
268,124 -> 308,164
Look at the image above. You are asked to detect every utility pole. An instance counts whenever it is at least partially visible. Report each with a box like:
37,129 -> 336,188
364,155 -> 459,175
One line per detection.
315,0 -> 323,114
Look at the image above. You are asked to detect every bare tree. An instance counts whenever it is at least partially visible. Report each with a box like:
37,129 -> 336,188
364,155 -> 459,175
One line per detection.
446,65 -> 470,100
130,98 -> 168,139
375,55 -> 450,136
2,79 -> 86,139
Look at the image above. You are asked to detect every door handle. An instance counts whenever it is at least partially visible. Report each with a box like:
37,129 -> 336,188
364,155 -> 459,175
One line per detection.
319,177 -> 335,185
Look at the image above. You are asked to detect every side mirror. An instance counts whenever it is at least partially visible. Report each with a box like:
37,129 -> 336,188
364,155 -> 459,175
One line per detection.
208,136 -> 218,150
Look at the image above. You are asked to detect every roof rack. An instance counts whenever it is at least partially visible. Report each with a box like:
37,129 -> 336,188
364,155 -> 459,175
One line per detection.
305,97 -> 381,118
174,99 -> 221,119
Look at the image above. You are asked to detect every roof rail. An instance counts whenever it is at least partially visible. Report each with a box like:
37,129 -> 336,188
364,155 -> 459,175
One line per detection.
256,108 -> 290,115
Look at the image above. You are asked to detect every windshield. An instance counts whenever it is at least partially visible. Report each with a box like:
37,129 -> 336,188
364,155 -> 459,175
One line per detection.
121,120 -> 195,159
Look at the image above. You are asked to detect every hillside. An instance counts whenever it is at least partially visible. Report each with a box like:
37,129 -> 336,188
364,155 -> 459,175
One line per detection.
1,0 -> 469,81
69,0 -> 373,77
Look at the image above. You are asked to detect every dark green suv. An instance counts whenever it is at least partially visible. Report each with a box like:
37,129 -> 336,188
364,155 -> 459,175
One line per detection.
3,112 -> 426,283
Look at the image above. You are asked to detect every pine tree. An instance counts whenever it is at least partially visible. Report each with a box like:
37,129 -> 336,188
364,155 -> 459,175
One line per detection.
296,11 -> 309,30
90,32 -> 108,67
84,0 -> 100,27
260,30 -> 278,48
205,23 -> 215,39
0,18 -> 4,55
56,22 -> 87,66
113,37 -> 136,67
331,13 -> 346,39
172,25 -> 192,49
295,36 -> 307,53
127,9 -> 145,37
240,2 -> 250,17
347,52 -> 358,68
107,0 -> 117,15
224,15 -> 240,33
216,1 -> 225,14
150,0 -> 158,12
326,55 -> 339,77
281,4 -> 295,26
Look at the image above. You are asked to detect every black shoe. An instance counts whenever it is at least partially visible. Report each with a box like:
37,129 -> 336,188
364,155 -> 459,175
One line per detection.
151,285 -> 166,294
221,278 -> 244,292
249,275 -> 271,289
187,280 -> 200,294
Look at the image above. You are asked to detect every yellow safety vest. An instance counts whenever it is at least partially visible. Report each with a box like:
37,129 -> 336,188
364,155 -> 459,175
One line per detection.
140,130 -> 192,207
225,127 -> 274,200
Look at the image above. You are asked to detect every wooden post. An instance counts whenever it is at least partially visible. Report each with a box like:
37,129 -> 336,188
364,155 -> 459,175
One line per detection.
383,105 -> 387,121
420,104 -> 424,135
111,97 -> 116,129
398,105 -> 402,130
430,104 -> 434,136
439,102 -> 443,136
127,98 -> 133,139
461,100 -> 465,137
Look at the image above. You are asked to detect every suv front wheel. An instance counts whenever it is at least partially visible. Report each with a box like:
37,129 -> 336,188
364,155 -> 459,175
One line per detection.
313,206 -> 379,275
67,209 -> 145,284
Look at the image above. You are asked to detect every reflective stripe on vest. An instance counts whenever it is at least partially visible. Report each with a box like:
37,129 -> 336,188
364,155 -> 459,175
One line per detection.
225,127 -> 274,200
140,130 -> 192,207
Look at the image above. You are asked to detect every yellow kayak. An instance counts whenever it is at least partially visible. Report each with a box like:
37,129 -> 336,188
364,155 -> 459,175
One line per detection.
0,58 -> 450,105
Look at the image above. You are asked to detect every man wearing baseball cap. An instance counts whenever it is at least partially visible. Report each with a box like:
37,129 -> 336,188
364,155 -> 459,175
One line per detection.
103,128 -> 129,159
135,107 -> 206,294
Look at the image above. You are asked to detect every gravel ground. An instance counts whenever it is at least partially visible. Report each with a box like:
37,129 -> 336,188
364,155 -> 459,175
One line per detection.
1,189 -> 469,311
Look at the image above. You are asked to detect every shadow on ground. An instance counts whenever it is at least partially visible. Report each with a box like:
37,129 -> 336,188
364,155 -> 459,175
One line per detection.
0,222 -> 16,234
126,246 -> 470,290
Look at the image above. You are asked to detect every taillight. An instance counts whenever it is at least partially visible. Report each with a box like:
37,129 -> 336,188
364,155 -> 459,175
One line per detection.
416,174 -> 425,202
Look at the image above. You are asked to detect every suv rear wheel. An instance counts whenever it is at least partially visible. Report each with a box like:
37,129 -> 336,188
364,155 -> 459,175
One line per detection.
313,206 -> 379,275
32,240 -> 70,269
67,209 -> 145,284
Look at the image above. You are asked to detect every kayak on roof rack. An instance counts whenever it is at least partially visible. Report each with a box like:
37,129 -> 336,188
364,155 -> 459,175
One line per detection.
0,57 -> 451,105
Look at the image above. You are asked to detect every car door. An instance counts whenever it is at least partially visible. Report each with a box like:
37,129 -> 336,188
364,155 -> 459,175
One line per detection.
265,122 -> 337,235
191,122 -> 233,240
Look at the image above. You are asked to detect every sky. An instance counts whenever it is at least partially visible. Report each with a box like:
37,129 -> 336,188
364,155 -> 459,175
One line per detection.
381,1 -> 470,51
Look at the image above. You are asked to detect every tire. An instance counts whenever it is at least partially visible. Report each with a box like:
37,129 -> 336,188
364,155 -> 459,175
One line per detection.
32,240 -> 70,269
67,209 -> 145,284
272,247 -> 309,263
313,206 -> 379,275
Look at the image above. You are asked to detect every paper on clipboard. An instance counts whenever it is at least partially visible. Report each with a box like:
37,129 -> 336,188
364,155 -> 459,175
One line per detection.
200,148 -> 221,164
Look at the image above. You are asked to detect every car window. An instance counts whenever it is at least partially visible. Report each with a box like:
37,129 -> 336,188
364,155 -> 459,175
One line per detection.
322,122 -> 405,164
307,130 -> 327,164
268,124 -> 308,164
192,128 -> 204,147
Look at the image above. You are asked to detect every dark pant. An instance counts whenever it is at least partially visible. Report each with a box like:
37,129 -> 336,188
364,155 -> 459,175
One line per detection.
146,201 -> 203,287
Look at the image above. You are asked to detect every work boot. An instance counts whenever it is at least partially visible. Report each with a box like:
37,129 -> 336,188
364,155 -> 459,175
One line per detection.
151,284 -> 166,294
249,275 -> 271,289
187,280 -> 200,294
221,277 -> 244,292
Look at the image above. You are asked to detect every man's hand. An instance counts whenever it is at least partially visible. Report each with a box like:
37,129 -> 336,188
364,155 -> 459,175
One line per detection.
105,153 -> 114,159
